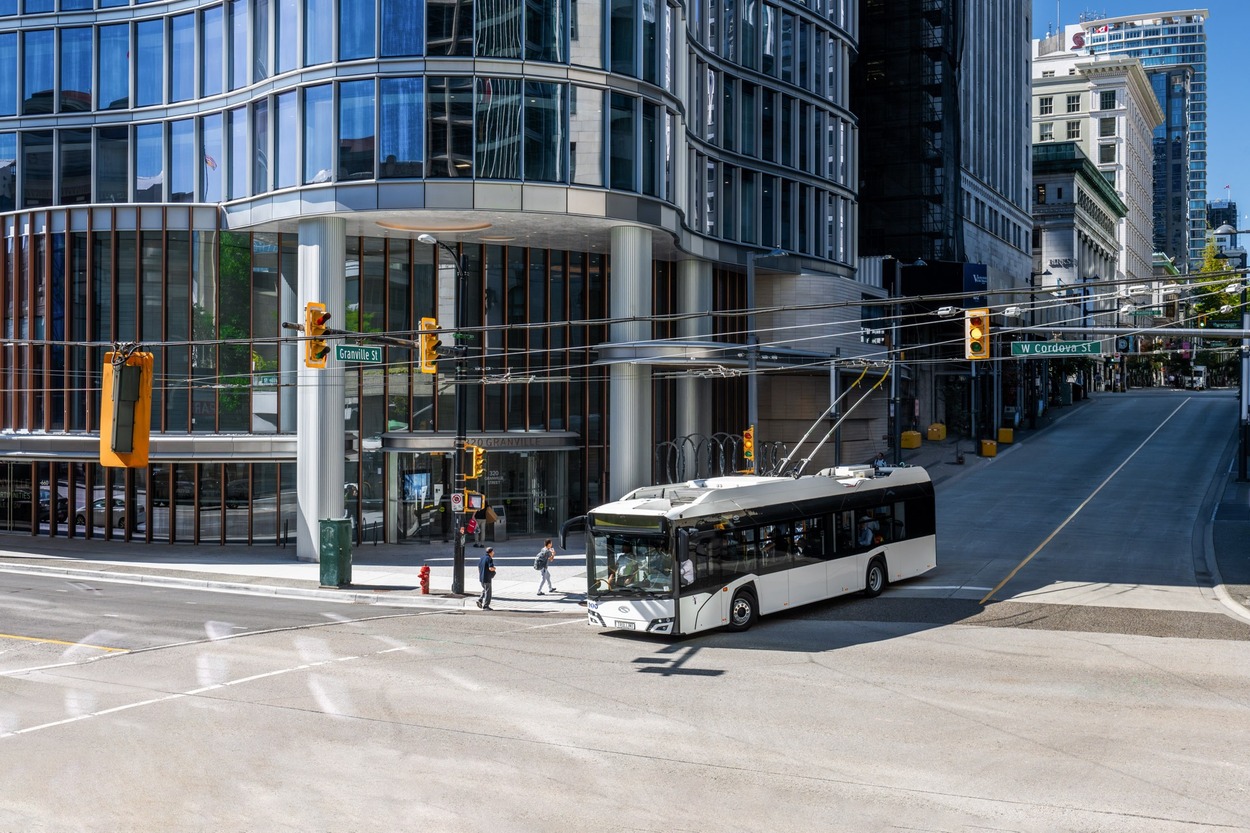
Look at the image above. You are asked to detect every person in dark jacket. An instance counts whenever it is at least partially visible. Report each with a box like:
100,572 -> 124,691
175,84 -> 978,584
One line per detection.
476,547 -> 496,610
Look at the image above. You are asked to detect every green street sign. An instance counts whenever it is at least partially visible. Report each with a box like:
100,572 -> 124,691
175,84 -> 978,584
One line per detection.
334,344 -> 382,363
1011,341 -> 1103,357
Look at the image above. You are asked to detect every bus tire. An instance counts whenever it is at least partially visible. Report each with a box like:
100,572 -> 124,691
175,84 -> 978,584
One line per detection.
864,558 -> 887,597
727,588 -> 758,632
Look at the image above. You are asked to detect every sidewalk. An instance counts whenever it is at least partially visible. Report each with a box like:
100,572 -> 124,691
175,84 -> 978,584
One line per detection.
0,532 -> 587,614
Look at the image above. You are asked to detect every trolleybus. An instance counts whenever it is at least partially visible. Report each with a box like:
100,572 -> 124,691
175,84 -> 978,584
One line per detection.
580,465 -> 936,635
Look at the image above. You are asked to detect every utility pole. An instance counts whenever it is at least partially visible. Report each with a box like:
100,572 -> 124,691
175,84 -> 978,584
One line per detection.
419,234 -> 470,593
745,248 -> 787,471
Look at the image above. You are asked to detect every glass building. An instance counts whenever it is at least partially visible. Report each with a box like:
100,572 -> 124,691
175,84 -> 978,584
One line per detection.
1063,10 -> 1209,269
0,0 -> 869,556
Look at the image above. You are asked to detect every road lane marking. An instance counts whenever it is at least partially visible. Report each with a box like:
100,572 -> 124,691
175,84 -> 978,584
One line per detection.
0,632 -> 128,653
980,399 -> 1190,605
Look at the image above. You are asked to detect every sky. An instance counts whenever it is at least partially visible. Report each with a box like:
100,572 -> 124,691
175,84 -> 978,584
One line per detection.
1031,1 -> 1250,230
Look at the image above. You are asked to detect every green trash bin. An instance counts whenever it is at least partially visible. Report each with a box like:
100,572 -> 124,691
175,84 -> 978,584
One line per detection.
319,518 -> 353,587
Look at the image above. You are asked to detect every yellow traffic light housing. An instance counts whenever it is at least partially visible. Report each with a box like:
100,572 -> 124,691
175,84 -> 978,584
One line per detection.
467,444 -> 486,479
305,302 -> 331,368
964,308 -> 990,360
418,317 -> 441,374
100,350 -> 154,468
742,425 -> 755,464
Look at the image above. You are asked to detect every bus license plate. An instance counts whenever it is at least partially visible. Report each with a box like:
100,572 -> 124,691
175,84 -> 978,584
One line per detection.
614,620 -> 636,630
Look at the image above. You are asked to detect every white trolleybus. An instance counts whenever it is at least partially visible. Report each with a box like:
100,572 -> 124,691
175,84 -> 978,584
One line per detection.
580,465 -> 936,635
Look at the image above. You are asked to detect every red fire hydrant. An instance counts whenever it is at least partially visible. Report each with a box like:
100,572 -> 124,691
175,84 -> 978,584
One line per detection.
419,565 -> 431,595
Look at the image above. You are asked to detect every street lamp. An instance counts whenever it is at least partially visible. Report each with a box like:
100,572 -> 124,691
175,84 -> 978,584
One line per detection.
418,233 -> 470,593
1214,224 -> 1248,482
745,247 -> 787,470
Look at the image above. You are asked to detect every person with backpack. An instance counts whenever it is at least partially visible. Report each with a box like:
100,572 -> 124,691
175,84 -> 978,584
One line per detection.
535,538 -> 557,595
476,547 -> 496,610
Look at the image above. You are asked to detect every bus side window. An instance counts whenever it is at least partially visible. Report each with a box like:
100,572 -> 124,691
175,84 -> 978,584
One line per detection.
892,501 -> 906,540
836,511 -> 856,554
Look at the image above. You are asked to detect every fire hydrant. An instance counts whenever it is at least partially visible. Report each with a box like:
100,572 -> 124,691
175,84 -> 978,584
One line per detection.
419,564 -> 431,595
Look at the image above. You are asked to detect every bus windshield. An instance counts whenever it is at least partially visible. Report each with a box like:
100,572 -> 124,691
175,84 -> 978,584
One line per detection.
588,532 -> 673,598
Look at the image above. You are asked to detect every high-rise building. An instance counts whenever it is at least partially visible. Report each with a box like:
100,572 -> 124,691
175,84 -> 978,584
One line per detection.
1041,10 -> 1209,269
1208,199 -> 1239,246
854,0 -> 1032,438
0,0 -> 876,554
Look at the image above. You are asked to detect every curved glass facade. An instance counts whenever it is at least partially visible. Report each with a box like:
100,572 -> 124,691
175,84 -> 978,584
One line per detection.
0,0 -> 861,546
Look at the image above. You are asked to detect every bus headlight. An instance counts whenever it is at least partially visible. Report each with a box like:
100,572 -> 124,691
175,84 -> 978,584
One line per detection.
646,617 -> 674,634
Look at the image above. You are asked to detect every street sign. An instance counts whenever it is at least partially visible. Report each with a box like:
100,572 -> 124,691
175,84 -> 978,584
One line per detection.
1011,341 -> 1103,357
450,491 -> 464,512
333,344 -> 382,363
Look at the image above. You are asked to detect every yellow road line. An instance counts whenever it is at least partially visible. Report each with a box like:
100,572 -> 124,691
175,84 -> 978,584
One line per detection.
0,632 -> 128,653
980,399 -> 1189,605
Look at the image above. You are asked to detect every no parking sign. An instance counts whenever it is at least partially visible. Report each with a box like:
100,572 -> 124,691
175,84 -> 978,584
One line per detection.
450,491 -> 464,513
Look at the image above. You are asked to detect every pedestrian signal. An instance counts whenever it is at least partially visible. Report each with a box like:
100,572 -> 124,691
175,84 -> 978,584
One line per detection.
419,317 -> 441,374
305,302 -> 331,368
964,308 -> 990,360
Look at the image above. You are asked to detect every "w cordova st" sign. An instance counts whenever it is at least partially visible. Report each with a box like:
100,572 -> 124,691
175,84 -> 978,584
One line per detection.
1010,341 -> 1103,357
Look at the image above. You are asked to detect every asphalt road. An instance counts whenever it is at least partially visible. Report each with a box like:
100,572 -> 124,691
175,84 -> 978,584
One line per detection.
1,389 -> 1248,832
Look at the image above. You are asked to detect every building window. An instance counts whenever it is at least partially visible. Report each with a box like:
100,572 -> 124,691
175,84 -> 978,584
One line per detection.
382,0 -> 424,57
1066,120 -> 1081,140
1035,183 -> 1046,205
1099,143 -> 1116,164
305,0 -> 333,65
136,20 -> 165,107
379,77 -> 425,177
201,113 -> 224,200
474,77 -> 520,178
0,33 -> 14,117
426,76 -> 474,176
22,29 -> 53,115
303,84 -> 332,184
135,123 -> 164,202
202,5 -> 224,97
1041,70 -> 1055,78
1066,94 -> 1080,113
1039,122 -> 1054,142
60,27 -> 93,112
1099,117 -> 1115,137
524,81 -> 567,183
340,0 -> 377,59
1039,96 -> 1053,116
1100,90 -> 1116,110
338,80 -> 375,180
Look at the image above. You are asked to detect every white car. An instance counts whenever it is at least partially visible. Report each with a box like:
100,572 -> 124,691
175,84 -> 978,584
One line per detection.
75,497 -> 144,529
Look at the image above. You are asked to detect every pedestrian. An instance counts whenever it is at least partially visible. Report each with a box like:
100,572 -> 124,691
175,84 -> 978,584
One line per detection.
472,508 -> 486,547
477,546 -> 496,610
536,538 -> 557,594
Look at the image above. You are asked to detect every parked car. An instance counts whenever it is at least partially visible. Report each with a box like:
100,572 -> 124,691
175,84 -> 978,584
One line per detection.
38,488 -> 68,523
75,497 -> 144,529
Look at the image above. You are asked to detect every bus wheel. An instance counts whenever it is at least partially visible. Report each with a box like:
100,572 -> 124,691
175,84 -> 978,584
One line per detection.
727,589 -> 758,631
864,558 -> 887,597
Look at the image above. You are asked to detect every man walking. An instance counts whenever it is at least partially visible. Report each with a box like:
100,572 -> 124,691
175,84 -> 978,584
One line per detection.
536,538 -> 557,595
477,546 -> 496,610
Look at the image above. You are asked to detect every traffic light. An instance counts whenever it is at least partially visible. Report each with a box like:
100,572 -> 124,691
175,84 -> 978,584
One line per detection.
305,302 -> 331,368
467,444 -> 486,479
742,426 -> 755,462
964,308 -> 990,360
418,317 -> 441,374
100,351 -> 154,468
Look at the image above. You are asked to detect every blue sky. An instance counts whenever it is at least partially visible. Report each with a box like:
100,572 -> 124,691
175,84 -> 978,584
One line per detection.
1031,1 -> 1250,229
